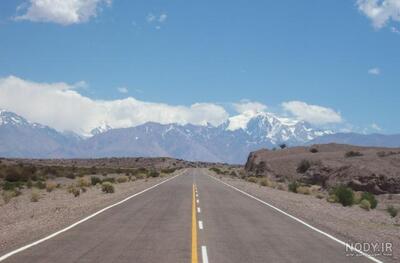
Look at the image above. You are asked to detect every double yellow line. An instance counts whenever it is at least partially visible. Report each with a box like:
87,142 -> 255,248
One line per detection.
192,184 -> 198,263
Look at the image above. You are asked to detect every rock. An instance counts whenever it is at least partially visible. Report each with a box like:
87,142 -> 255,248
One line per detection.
244,144 -> 400,194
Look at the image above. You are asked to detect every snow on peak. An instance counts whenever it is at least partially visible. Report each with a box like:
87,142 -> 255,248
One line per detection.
0,110 -> 29,126
90,123 -> 113,136
226,110 -> 262,131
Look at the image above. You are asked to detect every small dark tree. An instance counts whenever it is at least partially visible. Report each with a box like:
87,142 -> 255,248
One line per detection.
279,143 -> 287,149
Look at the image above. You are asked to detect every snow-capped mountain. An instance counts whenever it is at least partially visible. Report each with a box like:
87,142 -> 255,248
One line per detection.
0,109 -> 38,127
2,109 -> 397,163
0,110 -> 79,158
223,111 -> 332,145
90,123 -> 113,136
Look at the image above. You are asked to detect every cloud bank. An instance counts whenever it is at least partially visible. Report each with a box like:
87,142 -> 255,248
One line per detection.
282,101 -> 342,125
233,101 -> 267,114
0,76 -> 345,135
15,0 -> 112,25
357,0 -> 400,29
0,76 -> 228,135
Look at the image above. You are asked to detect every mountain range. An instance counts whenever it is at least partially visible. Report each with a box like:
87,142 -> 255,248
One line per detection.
1,109 -> 399,164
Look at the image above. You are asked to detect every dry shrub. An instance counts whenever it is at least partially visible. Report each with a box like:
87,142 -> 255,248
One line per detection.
46,181 -> 57,192
247,177 -> 258,183
275,183 -> 286,191
101,182 -> 115,193
31,190 -> 40,202
359,199 -> 371,211
2,191 -> 17,204
259,178 -> 269,187
297,186 -> 311,195
67,185 -> 80,197
116,175 -> 129,183
77,177 -> 91,188
353,191 -> 363,204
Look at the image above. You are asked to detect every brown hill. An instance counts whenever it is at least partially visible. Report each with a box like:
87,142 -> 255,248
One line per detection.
245,144 -> 400,194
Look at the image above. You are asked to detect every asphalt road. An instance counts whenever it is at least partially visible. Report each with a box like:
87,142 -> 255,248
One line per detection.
2,169 -> 376,263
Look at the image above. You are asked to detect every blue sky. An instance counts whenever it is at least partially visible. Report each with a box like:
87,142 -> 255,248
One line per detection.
0,0 -> 399,135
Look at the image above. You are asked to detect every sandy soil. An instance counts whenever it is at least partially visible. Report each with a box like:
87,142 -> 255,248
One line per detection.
0,173 -> 179,255
211,173 -> 400,262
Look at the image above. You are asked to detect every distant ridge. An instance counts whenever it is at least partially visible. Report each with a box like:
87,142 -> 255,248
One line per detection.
1,109 -> 399,163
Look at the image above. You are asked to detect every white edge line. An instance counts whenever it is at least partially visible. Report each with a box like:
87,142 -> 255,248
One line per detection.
201,246 -> 209,263
208,174 -> 383,263
0,170 -> 185,262
198,220 -> 203,230
197,207 -> 201,213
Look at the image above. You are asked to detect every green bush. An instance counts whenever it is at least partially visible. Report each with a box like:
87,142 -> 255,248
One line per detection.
91,176 -> 101,186
2,181 -> 23,191
296,160 -> 311,174
359,199 -> 371,211
386,205 -> 398,218
102,182 -> 115,193
333,185 -> 354,207
288,181 -> 299,193
345,151 -> 363,158
361,192 -> 377,209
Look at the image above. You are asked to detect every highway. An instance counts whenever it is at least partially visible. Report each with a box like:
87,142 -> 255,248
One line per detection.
1,169 -> 376,263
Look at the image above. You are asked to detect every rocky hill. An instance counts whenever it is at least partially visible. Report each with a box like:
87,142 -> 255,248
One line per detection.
245,144 -> 400,194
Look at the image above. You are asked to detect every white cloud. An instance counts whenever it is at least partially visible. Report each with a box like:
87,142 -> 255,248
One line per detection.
0,76 -> 229,135
146,13 -> 156,23
371,123 -> 383,131
15,0 -> 112,25
368,67 -> 381,75
357,0 -> 400,29
233,101 -> 267,114
117,87 -> 128,94
282,101 -> 342,125
159,13 -> 167,23
146,12 -> 167,29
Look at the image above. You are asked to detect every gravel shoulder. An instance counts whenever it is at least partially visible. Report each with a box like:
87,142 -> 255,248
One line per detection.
0,173 -> 179,256
209,172 -> 400,262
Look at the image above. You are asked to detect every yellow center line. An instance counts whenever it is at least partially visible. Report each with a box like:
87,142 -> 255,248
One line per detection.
192,184 -> 198,263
